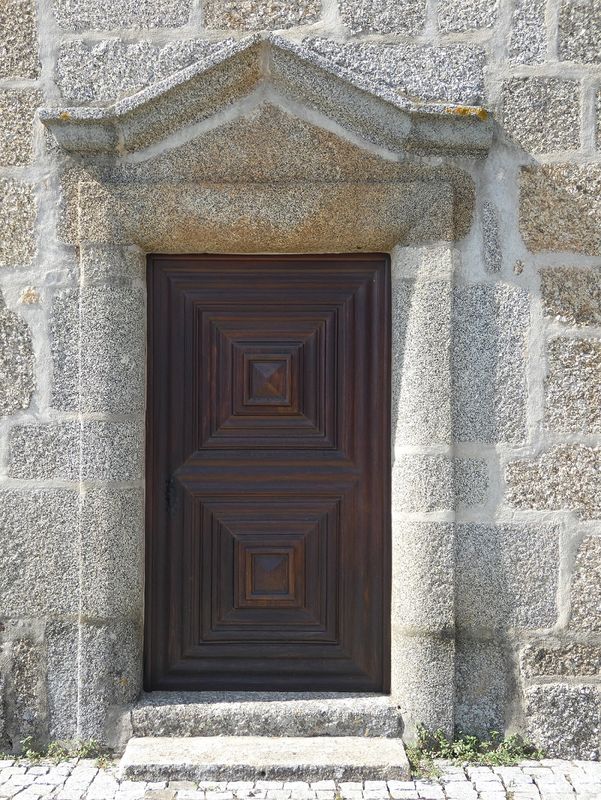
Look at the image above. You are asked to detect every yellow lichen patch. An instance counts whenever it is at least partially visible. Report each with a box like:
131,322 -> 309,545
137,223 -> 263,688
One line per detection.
59,111 -> 71,121
19,286 -> 40,304
445,105 -> 489,121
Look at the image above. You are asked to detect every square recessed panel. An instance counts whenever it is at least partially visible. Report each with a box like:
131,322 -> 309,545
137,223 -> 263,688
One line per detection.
196,311 -> 338,448
237,348 -> 299,414
239,541 -> 300,606
246,357 -> 291,406
189,498 -> 341,644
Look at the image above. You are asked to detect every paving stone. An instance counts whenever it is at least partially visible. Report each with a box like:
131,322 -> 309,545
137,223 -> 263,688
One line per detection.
339,0 -> 426,35
520,164 -> 601,255
500,77 -> 580,153
0,179 -> 37,267
540,266 -> 601,327
506,445 -> 601,519
559,0 -> 601,63
545,337 -> 601,433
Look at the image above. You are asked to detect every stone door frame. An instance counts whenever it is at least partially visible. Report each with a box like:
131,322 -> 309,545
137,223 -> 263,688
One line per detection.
41,34 -> 493,745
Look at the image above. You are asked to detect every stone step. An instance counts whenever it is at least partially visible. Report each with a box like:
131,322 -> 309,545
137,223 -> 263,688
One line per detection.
131,692 -> 402,738
120,736 -> 411,782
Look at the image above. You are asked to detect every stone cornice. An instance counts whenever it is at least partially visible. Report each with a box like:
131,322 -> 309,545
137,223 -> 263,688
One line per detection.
40,34 -> 493,158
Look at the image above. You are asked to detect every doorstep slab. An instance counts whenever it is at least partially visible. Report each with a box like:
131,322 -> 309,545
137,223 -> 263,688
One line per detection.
119,736 -> 411,781
131,692 -> 402,737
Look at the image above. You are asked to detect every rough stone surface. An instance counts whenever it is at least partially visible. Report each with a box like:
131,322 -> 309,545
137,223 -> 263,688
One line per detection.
56,39 -> 232,102
75,179 -> 453,253
392,456 -> 488,512
500,78 -> 580,153
525,684 -> 601,759
451,284 -> 529,443
80,245 -> 146,283
0,0 -> 39,78
6,636 -> 46,746
50,285 -> 145,413
545,337 -> 601,433
0,179 -> 37,267
0,762 -> 598,799
0,293 -> 34,417
204,0 -> 320,30
339,0 -> 426,36
8,420 -> 144,481
455,640 -> 507,736
505,445 -> 601,519
481,201 -> 501,272
521,642 -> 601,678
392,280 -> 452,446
455,523 -> 559,630
77,620 -> 143,740
0,490 -> 79,616
121,736 -> 411,782
438,0 -> 498,33
391,637 -> 454,738
570,535 -> 601,633
540,266 -> 601,326
392,522 -> 454,635
302,39 -> 486,105
509,0 -> 546,64
80,487 -> 144,619
46,620 -> 78,740
53,0 -> 192,31
520,164 -> 601,255
559,0 -> 601,63
0,90 -> 42,167
132,694 -> 402,738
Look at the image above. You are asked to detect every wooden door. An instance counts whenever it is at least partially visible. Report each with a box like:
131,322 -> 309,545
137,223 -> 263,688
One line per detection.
146,254 -> 391,691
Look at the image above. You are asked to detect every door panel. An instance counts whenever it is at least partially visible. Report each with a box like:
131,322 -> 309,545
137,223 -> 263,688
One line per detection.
146,254 -> 391,691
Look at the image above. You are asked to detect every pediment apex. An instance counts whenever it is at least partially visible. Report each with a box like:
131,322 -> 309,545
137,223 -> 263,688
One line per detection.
40,34 -> 493,159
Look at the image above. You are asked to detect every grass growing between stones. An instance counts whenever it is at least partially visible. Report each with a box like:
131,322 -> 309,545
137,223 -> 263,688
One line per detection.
7,737 -> 112,766
406,725 -> 544,774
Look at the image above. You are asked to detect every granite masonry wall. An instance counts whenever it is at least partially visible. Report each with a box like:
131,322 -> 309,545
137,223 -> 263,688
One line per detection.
0,0 -> 600,760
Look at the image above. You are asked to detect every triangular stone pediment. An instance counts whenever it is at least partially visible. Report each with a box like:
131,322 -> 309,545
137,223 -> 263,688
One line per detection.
41,35 -> 492,160
116,102 -> 412,182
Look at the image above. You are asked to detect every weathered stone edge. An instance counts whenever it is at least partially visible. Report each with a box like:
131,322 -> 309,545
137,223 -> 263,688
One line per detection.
39,34 -> 493,157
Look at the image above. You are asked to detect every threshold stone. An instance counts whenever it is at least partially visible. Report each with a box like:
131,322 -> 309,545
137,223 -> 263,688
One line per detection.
119,736 -> 411,781
131,692 -> 402,738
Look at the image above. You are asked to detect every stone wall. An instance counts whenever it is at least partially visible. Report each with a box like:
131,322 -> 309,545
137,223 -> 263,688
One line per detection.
0,0 -> 599,758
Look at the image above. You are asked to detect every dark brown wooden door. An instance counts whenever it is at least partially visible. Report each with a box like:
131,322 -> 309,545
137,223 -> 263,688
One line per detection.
146,254 -> 391,691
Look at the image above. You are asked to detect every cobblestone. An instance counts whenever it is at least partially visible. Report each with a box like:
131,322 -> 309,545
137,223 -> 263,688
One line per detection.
0,760 -> 597,799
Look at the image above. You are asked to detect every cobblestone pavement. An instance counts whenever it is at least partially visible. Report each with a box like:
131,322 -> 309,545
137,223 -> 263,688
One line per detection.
0,759 -> 599,800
